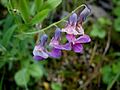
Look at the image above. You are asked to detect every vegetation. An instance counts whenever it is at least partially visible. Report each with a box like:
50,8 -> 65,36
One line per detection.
0,0 -> 120,90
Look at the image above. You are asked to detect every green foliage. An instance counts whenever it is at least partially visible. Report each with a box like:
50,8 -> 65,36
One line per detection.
51,82 -> 62,90
114,18 -> 120,32
18,0 -> 30,23
1,0 -> 120,89
28,63 -> 44,79
90,24 -> 106,39
101,65 -> 114,84
2,25 -> 17,47
35,0 -> 43,12
14,63 -> 44,87
15,68 -> 30,86
90,17 -> 111,39
31,9 -> 50,25
43,0 -> 62,10
113,7 -> 120,16
101,60 -> 120,85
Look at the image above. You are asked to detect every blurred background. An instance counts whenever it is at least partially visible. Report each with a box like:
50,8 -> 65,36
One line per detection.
0,0 -> 120,90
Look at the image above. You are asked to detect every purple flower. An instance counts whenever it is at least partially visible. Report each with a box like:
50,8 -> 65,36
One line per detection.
49,28 -> 71,51
62,5 -> 91,36
62,13 -> 81,35
66,34 -> 91,53
48,28 -> 63,58
33,34 -> 49,60
76,5 -> 91,35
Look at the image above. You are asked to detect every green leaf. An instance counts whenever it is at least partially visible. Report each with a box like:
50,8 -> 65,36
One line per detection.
43,0 -> 62,10
0,43 -> 6,52
2,25 -> 17,47
112,62 -> 120,74
28,64 -> 44,78
98,29 -> 106,39
51,82 -> 62,90
101,66 -> 114,84
0,60 -> 6,69
19,0 -> 30,23
114,18 -> 120,32
31,9 -> 50,25
3,15 -> 14,30
113,7 -> 120,16
90,24 -> 106,39
35,0 -> 43,12
14,68 -> 30,86
98,18 -> 111,26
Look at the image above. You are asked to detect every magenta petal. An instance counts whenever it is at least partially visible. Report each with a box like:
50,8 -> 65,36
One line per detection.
66,34 -> 76,42
75,34 -> 91,43
72,43 -> 83,53
33,56 -> 45,60
48,48 -> 61,58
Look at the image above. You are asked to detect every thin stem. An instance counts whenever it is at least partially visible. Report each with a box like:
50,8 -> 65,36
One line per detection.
22,4 -> 86,35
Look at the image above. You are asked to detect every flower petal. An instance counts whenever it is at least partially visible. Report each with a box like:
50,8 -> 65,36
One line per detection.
68,13 -> 77,26
48,48 -> 61,58
33,45 -> 49,58
66,34 -> 76,42
51,43 -> 71,50
76,24 -> 84,35
40,34 -> 48,46
75,34 -> 91,43
33,56 -> 45,60
61,26 -> 79,35
54,28 -> 61,40
72,43 -> 83,53
78,5 -> 91,23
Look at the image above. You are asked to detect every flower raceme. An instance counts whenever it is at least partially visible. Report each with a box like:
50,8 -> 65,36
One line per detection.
33,5 -> 91,61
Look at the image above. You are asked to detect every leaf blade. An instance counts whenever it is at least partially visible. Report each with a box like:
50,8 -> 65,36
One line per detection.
31,9 -> 50,25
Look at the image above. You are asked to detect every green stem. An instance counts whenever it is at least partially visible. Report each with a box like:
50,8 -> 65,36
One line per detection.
23,4 -> 86,35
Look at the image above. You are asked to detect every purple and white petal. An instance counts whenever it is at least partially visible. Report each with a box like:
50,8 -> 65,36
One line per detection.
33,45 -> 49,58
75,34 -> 91,43
72,43 -> 83,53
61,25 -> 79,35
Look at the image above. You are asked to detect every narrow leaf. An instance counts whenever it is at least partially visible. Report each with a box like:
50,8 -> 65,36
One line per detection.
19,0 -> 30,23
2,25 -> 17,47
31,9 -> 50,25
43,0 -> 62,10
35,0 -> 43,12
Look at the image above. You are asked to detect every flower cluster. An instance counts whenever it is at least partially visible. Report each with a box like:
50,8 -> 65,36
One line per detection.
33,5 -> 91,61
